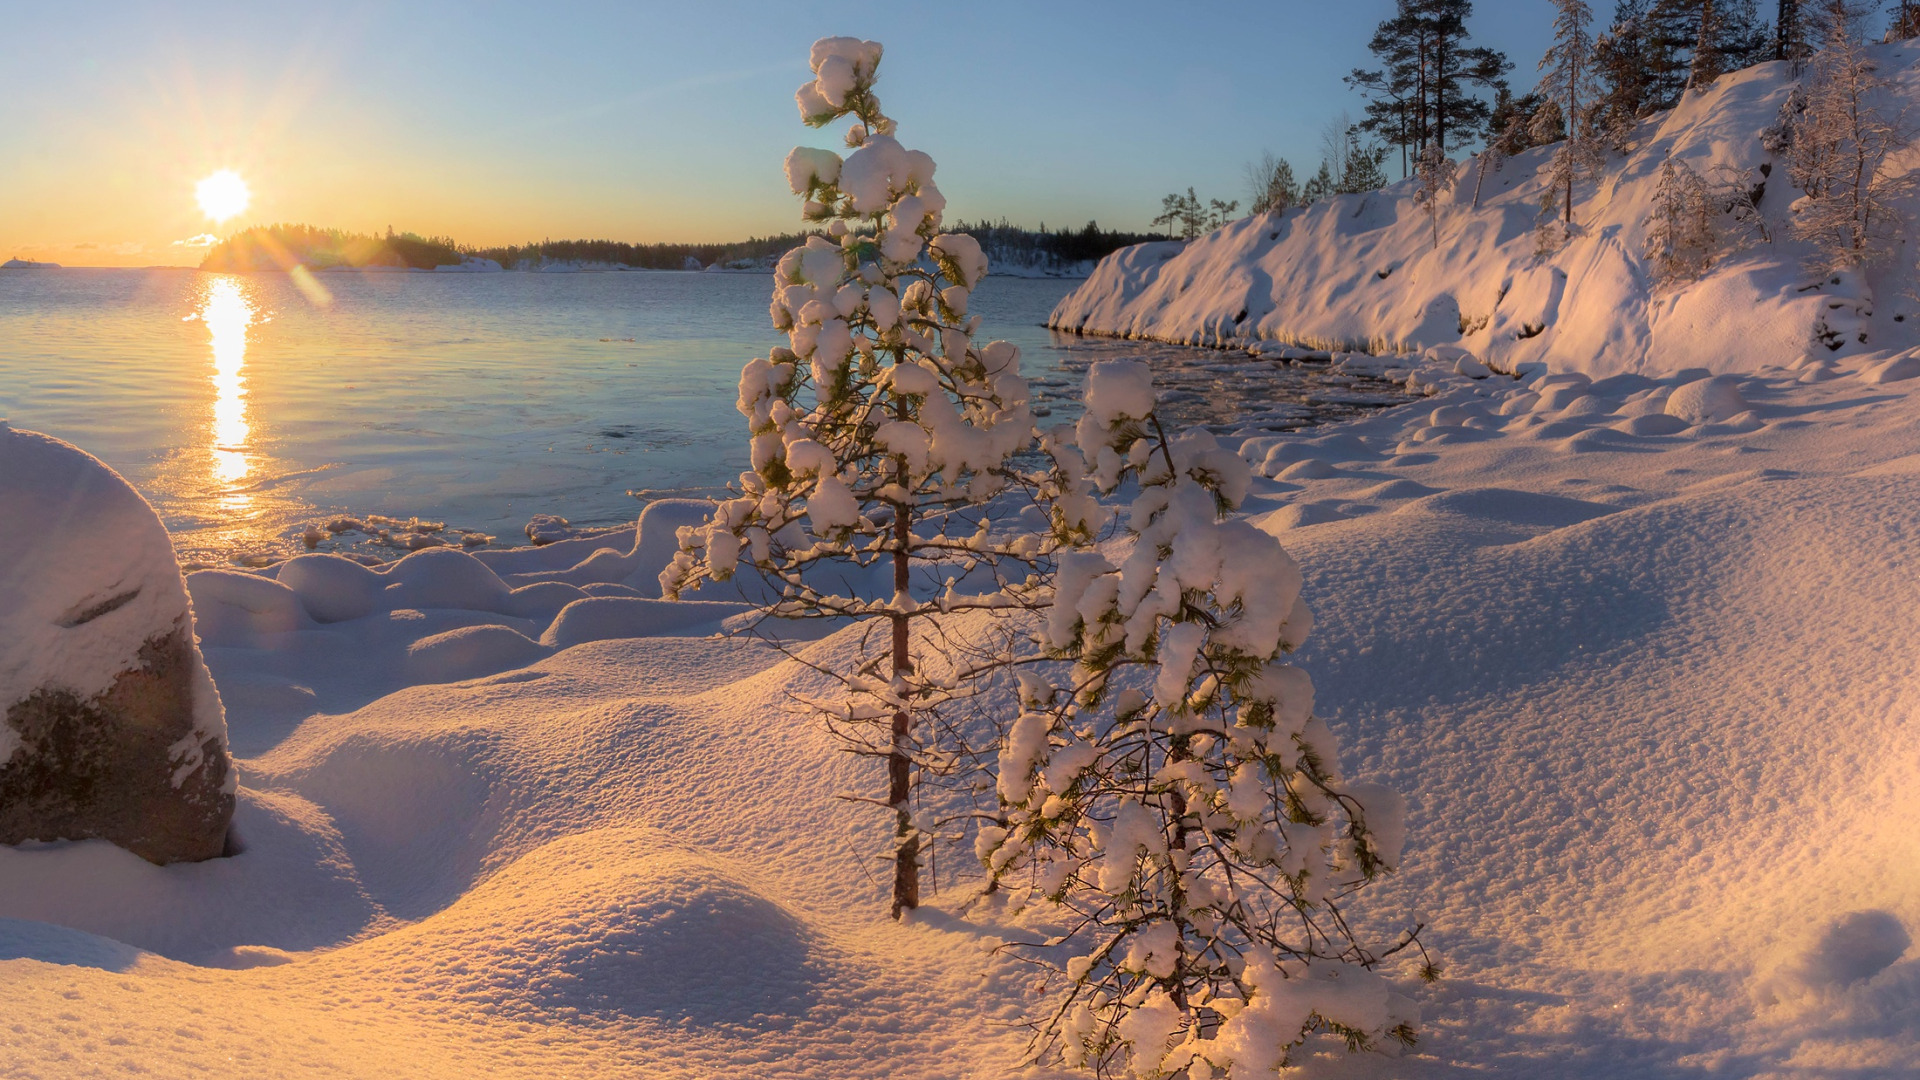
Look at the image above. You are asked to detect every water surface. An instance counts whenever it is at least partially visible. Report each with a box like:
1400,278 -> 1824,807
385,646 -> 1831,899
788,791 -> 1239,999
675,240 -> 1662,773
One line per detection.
0,267 -> 1401,564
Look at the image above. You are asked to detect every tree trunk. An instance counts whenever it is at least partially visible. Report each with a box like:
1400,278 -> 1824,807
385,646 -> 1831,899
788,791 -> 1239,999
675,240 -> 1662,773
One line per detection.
889,468 -> 918,919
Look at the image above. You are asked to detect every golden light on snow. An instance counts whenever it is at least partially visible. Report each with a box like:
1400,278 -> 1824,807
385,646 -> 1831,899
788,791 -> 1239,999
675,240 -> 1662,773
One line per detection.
195,169 -> 251,223
201,277 -> 255,487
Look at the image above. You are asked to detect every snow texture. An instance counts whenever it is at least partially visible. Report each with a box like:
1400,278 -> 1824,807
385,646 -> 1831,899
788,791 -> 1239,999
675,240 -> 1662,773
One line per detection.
6,340 -> 1920,1076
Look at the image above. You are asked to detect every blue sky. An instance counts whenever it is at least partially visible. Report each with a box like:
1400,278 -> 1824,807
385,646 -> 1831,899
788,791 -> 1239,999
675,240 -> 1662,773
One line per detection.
0,0 -> 1559,263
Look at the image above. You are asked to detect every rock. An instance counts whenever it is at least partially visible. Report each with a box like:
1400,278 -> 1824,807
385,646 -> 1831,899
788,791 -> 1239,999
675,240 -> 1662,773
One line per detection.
0,424 -> 234,864
524,514 -> 573,545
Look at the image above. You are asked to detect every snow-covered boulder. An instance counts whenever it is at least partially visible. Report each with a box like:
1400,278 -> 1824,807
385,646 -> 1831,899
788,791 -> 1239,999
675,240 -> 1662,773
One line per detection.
0,424 -> 234,864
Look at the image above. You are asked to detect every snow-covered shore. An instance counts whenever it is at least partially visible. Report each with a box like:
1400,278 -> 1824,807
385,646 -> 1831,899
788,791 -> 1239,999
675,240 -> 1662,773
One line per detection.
1051,46 -> 1920,378
3,347 -> 1918,1075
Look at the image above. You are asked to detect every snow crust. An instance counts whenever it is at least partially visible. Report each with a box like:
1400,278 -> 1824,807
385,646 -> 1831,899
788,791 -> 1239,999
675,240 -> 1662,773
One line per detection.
1052,48 -> 1920,378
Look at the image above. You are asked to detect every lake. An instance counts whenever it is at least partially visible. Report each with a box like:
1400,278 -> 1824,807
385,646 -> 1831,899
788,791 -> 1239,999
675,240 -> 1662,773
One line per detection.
0,267 -> 1403,565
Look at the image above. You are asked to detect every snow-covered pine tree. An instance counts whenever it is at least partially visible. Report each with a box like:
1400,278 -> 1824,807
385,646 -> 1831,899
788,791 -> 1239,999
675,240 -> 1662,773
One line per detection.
1536,0 -> 1608,248
1787,0 -> 1915,272
1415,142 -> 1459,250
660,36 -> 1049,919
1644,156 -> 1718,283
982,360 -> 1427,1078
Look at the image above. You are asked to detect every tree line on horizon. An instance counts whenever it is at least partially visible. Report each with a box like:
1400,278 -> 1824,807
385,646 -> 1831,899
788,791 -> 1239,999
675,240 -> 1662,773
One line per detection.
199,220 -> 1164,273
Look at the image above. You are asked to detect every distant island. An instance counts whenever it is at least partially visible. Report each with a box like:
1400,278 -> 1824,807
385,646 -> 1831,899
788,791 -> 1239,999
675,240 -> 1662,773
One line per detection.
198,221 -> 1162,277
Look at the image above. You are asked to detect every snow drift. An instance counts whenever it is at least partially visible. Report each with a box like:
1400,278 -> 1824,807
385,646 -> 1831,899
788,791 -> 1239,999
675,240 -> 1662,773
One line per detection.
1051,46 -> 1920,378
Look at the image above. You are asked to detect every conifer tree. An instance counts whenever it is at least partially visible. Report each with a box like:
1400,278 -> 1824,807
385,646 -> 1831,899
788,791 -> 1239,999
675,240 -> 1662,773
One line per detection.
1890,0 -> 1920,38
1416,143 -> 1460,249
1246,153 -> 1300,216
984,360 -> 1427,1077
1349,0 -> 1512,177
1596,0 -> 1656,139
1688,0 -> 1728,90
1300,161 -> 1336,206
1536,0 -> 1608,238
1779,0 -> 1814,67
662,37 -> 1051,919
1337,133 -> 1392,194
1645,156 -> 1718,282
1787,0 -> 1916,270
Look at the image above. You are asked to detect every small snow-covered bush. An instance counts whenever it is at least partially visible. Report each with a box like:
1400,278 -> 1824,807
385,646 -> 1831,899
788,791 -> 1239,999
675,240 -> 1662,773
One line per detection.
983,360 -> 1428,1077
662,37 -> 1059,919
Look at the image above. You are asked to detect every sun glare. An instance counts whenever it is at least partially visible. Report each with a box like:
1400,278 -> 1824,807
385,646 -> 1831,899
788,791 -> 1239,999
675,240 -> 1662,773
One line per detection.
201,277 -> 255,488
196,170 -> 251,223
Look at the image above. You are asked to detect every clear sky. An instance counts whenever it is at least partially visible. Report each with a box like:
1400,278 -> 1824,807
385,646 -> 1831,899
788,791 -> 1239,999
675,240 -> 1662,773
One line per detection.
0,0 -> 1558,266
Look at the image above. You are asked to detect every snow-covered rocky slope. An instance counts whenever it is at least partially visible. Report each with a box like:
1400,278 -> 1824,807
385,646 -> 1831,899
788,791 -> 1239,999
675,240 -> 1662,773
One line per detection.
1052,45 -> 1920,378
3,348 -> 1919,1075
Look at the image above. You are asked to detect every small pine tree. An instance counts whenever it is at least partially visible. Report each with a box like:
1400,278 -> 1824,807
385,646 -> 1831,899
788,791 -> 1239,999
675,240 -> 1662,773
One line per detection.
1337,132 -> 1391,194
1246,153 -> 1300,216
1645,156 -> 1718,282
1300,161 -> 1336,205
662,36 -> 1049,919
985,360 -> 1427,1076
1415,142 -> 1460,250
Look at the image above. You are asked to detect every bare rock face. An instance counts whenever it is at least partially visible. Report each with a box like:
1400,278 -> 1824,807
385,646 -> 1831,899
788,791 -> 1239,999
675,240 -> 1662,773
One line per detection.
0,423 -> 234,864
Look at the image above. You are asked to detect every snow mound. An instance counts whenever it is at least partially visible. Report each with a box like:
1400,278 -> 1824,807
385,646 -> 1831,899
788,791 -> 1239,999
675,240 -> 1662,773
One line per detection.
352,830 -> 833,1027
1665,374 -> 1749,423
1052,47 -> 1920,377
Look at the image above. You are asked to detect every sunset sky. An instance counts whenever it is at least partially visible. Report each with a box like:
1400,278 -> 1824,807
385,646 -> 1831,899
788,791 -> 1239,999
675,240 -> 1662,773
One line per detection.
2,0 -> 1554,266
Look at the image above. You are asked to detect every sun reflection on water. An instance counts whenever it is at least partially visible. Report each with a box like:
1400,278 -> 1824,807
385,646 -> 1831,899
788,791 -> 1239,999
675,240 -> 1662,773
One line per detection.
201,277 -> 255,489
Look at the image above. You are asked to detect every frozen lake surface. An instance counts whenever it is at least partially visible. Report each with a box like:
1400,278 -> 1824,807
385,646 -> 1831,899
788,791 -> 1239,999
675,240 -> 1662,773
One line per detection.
0,267 -> 1403,564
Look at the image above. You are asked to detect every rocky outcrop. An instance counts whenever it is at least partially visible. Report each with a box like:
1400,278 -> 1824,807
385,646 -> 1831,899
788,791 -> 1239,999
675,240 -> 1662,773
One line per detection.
0,423 -> 234,864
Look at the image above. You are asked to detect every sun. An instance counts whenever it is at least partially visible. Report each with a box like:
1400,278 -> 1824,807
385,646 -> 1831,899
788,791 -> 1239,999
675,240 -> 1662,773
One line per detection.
195,170 -> 251,223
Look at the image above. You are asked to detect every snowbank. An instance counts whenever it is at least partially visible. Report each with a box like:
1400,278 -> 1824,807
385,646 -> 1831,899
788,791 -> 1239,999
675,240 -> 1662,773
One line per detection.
8,334 -> 1920,1070
1052,47 -> 1920,377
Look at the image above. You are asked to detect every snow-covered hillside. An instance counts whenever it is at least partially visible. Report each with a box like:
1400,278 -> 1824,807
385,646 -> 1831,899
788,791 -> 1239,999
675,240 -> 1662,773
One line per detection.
1052,46 -> 1920,378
